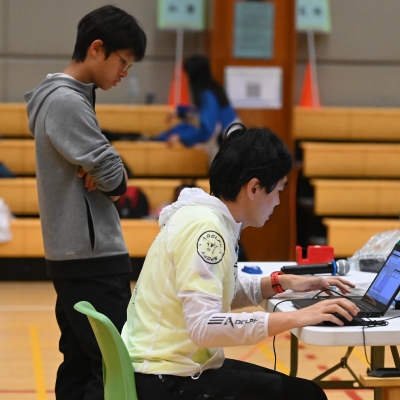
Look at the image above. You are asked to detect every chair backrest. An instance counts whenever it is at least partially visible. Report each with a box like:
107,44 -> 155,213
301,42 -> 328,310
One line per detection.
74,301 -> 138,400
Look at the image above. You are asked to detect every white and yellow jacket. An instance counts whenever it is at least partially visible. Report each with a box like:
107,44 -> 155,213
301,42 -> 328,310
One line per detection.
122,188 -> 270,376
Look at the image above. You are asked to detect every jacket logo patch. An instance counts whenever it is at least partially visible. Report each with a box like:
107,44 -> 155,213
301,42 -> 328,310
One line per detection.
197,231 -> 225,264
208,316 -> 258,328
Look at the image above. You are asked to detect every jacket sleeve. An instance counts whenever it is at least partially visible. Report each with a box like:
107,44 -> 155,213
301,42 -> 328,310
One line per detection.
230,275 -> 264,310
170,218 -> 269,348
44,92 -> 124,193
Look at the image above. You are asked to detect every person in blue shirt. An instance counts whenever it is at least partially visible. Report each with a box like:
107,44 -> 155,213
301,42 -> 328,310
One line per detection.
155,55 -> 239,162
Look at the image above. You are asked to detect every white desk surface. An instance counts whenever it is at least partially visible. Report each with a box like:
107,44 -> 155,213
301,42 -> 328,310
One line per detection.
238,261 -> 400,347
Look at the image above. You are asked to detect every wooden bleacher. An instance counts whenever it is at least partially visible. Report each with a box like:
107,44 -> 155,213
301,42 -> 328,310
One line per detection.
113,141 -> 208,177
0,177 -> 199,215
195,179 -> 210,194
300,142 -> 400,178
0,177 -> 37,215
6,103 -> 400,141
322,218 -> 399,258
0,103 -> 31,137
295,107 -> 400,257
311,179 -> 400,216
0,218 -> 161,258
0,102 -> 211,263
0,103 -> 210,177
0,139 -> 36,175
0,177 -> 210,258
3,104 -> 400,260
0,139 -> 209,177
0,103 -> 177,137
294,106 -> 400,141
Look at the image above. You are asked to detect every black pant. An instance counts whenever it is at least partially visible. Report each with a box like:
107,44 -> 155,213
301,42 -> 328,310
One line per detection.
135,358 -> 327,400
52,273 -> 131,400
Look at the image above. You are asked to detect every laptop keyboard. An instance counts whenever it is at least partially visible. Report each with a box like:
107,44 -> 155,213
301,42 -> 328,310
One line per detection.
317,296 -> 378,312
353,300 -> 376,312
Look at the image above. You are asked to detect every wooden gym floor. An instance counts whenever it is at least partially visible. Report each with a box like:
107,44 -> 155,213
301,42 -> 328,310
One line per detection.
2,281 -> 394,400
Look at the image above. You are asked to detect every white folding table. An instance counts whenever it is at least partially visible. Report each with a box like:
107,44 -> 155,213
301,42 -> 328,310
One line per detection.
238,262 -> 400,400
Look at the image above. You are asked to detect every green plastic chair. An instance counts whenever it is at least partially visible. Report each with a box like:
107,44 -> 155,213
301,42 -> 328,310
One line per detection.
74,301 -> 139,400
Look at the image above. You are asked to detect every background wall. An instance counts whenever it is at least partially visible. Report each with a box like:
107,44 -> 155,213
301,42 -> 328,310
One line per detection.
296,0 -> 400,107
0,0 -> 206,104
1,0 -> 400,107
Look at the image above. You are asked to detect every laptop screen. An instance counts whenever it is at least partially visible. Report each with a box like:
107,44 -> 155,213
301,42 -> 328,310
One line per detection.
362,244 -> 400,311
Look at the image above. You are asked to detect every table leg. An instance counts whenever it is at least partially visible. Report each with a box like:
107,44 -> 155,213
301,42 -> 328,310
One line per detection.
290,332 -> 298,377
371,346 -> 385,370
390,346 -> 400,369
288,338 -> 394,399
371,346 -> 385,400
312,347 -> 363,389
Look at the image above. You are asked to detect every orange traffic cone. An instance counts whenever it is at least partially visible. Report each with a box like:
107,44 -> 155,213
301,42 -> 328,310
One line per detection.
168,66 -> 190,107
299,62 -> 320,107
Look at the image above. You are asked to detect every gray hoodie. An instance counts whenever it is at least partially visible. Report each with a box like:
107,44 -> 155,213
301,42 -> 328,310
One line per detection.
24,73 -> 131,278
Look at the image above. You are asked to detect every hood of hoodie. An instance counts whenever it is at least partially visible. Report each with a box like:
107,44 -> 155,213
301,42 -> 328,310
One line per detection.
24,73 -> 95,137
159,188 -> 242,237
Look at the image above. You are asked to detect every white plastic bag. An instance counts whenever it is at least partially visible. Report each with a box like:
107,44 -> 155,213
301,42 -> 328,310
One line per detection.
0,198 -> 12,243
348,230 -> 400,272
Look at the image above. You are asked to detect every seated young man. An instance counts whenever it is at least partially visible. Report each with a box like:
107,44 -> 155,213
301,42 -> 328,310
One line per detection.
122,123 -> 359,400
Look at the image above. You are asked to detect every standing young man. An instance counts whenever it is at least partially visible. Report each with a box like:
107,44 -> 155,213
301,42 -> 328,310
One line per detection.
122,123 -> 359,399
24,5 -> 146,400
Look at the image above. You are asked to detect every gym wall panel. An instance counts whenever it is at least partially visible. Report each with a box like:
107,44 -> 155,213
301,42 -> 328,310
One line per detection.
0,0 -> 5,53
0,61 -> 5,101
297,0 -> 400,62
7,1 -> 93,55
6,57 -> 174,105
95,59 -> 174,105
4,1 -> 400,107
6,59 -> 70,103
295,63 -> 400,107
3,0 -> 205,104
113,0 -> 206,58
5,56 -> 175,105
294,0 -> 400,108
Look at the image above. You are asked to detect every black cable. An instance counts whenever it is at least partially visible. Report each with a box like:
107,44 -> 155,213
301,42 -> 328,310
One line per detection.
271,289 -> 398,370
362,324 -> 371,367
309,288 -> 398,365
271,299 -> 297,371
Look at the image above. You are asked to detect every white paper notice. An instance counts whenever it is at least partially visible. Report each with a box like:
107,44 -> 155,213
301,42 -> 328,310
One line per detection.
224,66 -> 283,109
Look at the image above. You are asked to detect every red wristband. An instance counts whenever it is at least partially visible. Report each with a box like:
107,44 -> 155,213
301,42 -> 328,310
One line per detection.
270,271 -> 285,294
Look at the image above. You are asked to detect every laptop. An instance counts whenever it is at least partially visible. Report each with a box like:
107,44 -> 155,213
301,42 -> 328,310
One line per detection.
291,241 -> 400,318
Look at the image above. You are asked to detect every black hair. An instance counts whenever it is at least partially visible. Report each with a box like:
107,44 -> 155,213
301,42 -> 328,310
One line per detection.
184,55 -> 229,108
72,5 -> 146,62
209,123 -> 293,201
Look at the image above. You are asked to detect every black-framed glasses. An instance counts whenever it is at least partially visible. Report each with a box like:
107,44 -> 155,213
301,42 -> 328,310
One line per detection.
113,51 -> 134,72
